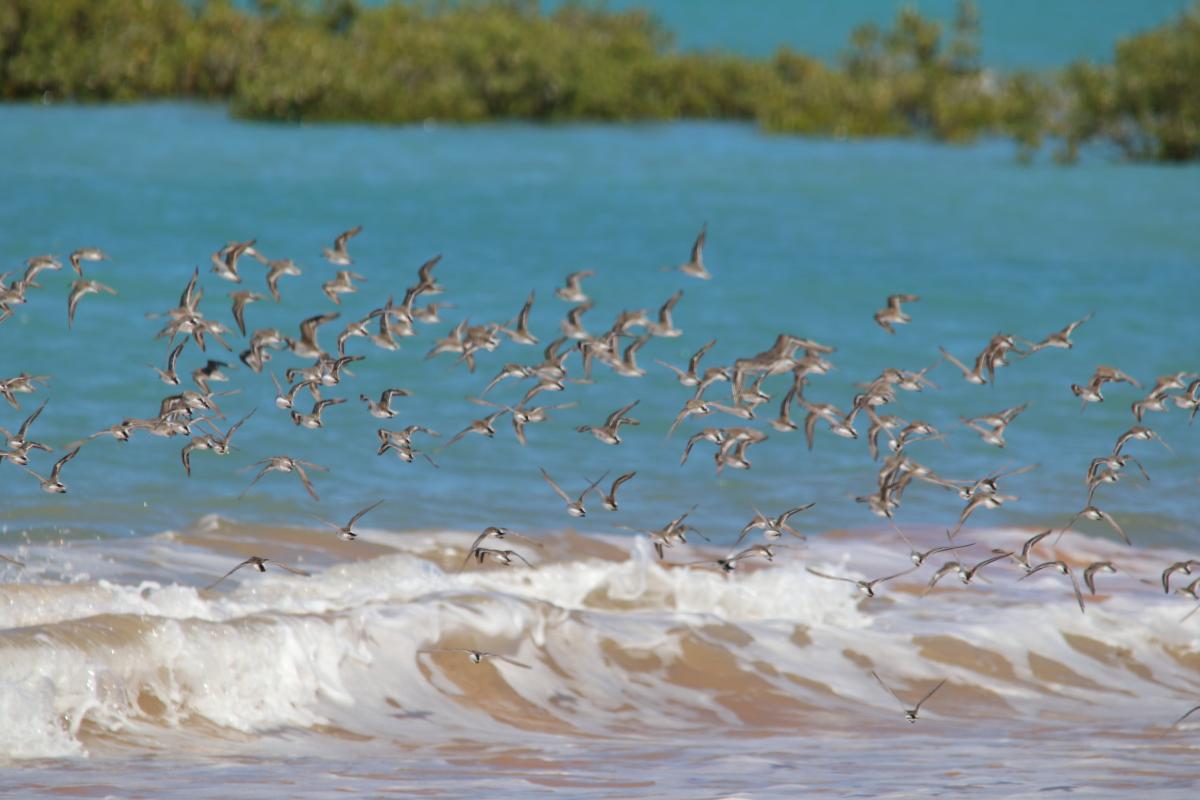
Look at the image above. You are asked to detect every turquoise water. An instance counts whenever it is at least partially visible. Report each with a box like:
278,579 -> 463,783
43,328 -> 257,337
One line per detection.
1,103 -> 1197,544
2,103 -> 1200,797
551,0 -> 1193,65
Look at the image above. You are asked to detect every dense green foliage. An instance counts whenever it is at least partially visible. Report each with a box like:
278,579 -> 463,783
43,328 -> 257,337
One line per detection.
0,0 -> 1197,161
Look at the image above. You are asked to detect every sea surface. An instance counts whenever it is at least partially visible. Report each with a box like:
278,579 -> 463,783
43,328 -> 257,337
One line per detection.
1,103 -> 1198,797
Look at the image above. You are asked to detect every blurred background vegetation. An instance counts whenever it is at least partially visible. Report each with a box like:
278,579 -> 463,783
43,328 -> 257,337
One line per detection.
0,0 -> 1196,161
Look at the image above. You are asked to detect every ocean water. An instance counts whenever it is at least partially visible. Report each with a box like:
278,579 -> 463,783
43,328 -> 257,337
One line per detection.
1,103 -> 1199,796
548,0 -> 1193,66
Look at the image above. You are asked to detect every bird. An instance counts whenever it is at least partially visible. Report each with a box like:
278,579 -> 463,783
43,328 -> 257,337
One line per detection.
463,547 -> 535,569
360,388 -> 412,419
576,400 -> 640,445
19,446 -> 81,493
68,247 -> 110,276
228,291 -> 264,336
1058,505 -> 1129,546
322,270 -> 366,305
1112,425 -> 1172,456
443,409 -> 509,449
1171,705 -> 1200,729
1019,560 -> 1086,613
646,290 -> 684,337
204,556 -> 311,590
956,551 -> 1013,584
458,527 -> 542,569
149,342 -> 187,386
555,270 -> 594,304
873,294 -> 919,334
67,279 -> 118,328
263,257 -> 302,302
288,312 -> 340,359
311,499 -> 384,541
1006,529 -> 1054,572
322,226 -> 362,265
735,503 -> 815,546
597,471 -> 637,511
501,291 -> 538,345
674,224 -> 710,279
1022,312 -> 1093,352
805,565 -> 916,598
240,456 -> 327,501
291,398 -> 346,429
657,339 -> 719,388
540,468 -> 607,517
418,648 -> 531,669
891,524 -> 975,567
1083,561 -> 1118,594
210,239 -> 256,282
870,672 -> 947,723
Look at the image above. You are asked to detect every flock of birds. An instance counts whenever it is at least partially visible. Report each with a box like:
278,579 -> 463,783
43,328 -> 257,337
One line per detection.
3,224 -> 1200,727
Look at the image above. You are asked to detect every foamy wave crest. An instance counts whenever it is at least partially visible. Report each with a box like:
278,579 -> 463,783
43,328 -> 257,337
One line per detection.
2,526 -> 1199,760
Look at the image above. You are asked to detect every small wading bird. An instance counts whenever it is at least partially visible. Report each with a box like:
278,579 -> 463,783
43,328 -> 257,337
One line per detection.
204,556 -> 311,590
418,648 -> 531,669
311,499 -> 384,541
541,468 -> 607,517
871,671 -> 947,723
873,294 -> 919,334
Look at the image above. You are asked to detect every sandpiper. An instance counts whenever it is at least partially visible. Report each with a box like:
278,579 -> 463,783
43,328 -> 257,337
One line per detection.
311,499 -> 384,541
240,455 -> 327,501
204,556 -> 311,590
322,226 -> 362,265
541,468 -> 607,517
871,672 -> 947,723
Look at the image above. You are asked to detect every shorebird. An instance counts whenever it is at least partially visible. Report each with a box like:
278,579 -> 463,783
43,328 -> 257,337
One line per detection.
541,468 -> 607,517
939,346 -> 987,385
270,371 -> 318,410
414,254 -> 444,296
623,504 -> 705,559
419,648 -> 531,668
500,291 -> 538,345
734,503 -> 815,546
1022,312 -> 1093,352
1058,505 -> 1130,546
871,672 -> 947,723
1087,453 -> 1149,483
288,312 -> 340,359
0,553 -> 26,568
555,270 -> 594,304
597,471 -> 636,511
800,400 -> 858,450
1161,561 -> 1200,594
21,254 -> 62,287
0,374 -> 50,410
191,359 -> 232,395
680,427 -> 725,465
1083,561 -> 1117,594
577,400 -> 639,445
956,551 -> 1013,584
311,499 -> 384,541
1112,425 -> 1172,456
949,492 -> 1017,538
19,446 -> 81,493
560,302 -> 593,340
1003,529 -> 1054,572
444,409 -> 509,449
463,547 -> 535,569
322,226 -> 362,265
892,524 -> 974,567
686,544 -> 785,574
805,565 -> 916,598
67,279 -> 118,328
646,290 -> 684,338
1171,705 -> 1200,729
0,399 -> 50,454
204,556 -> 311,590
69,247 -> 110,276
262,257 -> 302,302
922,562 -> 962,595
611,334 -> 651,378
290,398 -> 346,429
322,270 -> 366,305
210,239 -> 256,282
359,388 -> 412,419
461,527 -> 542,569
873,294 -> 919,334
1019,560 -> 1086,613
673,224 -> 710,279
228,290 -> 264,336
147,342 -> 187,386
240,455 -> 327,501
